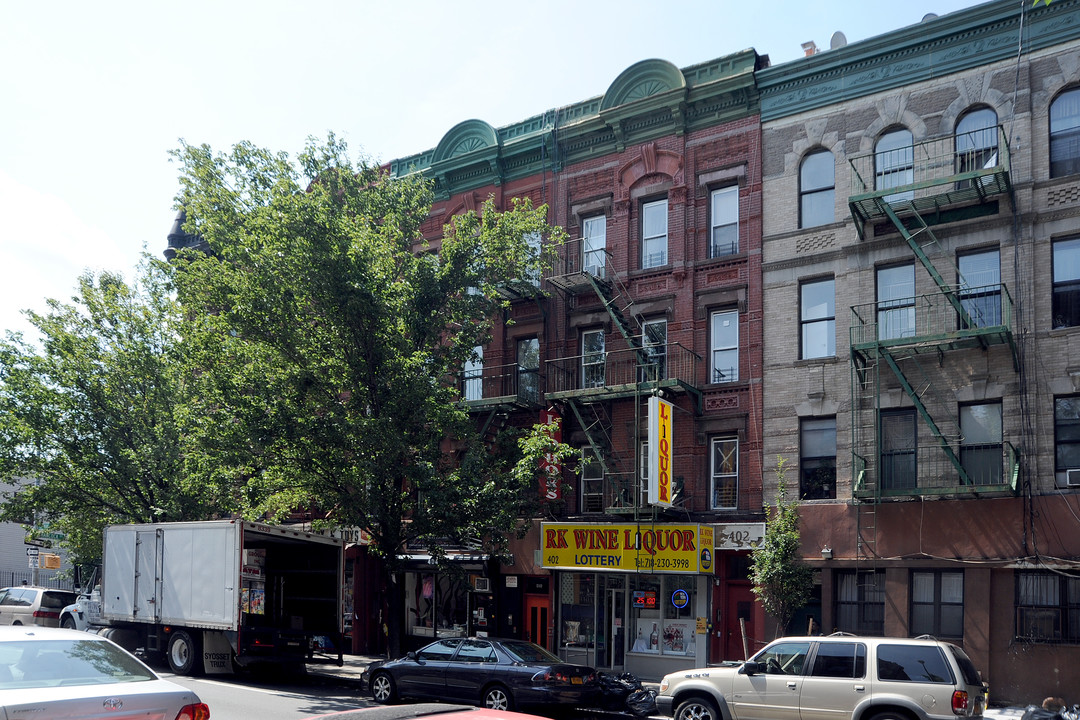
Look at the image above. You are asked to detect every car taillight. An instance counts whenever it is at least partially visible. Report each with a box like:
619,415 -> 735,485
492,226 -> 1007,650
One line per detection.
952,690 -> 970,714
32,610 -> 59,620
174,703 -> 211,720
534,670 -> 570,684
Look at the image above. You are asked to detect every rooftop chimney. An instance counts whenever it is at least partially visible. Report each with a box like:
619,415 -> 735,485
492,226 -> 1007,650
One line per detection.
801,41 -> 818,57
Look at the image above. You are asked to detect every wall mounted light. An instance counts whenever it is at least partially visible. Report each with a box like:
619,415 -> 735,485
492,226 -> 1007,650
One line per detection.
820,546 -> 833,560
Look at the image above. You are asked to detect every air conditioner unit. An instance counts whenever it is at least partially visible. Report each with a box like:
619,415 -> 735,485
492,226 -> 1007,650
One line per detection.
474,577 -> 491,593
1066,469 -> 1080,487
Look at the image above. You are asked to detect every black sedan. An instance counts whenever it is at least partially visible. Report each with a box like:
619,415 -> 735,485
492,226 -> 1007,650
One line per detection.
363,637 -> 599,712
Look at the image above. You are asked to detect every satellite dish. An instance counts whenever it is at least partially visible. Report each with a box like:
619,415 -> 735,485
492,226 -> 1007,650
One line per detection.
922,13 -> 938,22
830,31 -> 847,50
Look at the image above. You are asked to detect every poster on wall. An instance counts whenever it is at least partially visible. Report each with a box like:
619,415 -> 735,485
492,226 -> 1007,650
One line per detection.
661,620 -> 694,654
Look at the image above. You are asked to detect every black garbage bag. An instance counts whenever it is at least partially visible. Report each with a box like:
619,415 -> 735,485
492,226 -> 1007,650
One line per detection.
626,688 -> 658,717
1025,707 -> 1067,720
597,672 -> 635,711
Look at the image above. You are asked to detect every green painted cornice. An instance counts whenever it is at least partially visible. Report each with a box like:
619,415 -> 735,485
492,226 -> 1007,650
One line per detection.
758,0 -> 1080,122
387,50 -> 761,200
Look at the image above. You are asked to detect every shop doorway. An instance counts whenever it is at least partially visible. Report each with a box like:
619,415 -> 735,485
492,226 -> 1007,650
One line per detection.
724,585 -> 756,661
525,594 -> 550,650
604,586 -> 625,670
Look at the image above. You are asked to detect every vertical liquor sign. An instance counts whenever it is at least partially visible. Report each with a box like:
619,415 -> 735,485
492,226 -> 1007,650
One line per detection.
647,396 -> 673,507
539,408 -> 562,501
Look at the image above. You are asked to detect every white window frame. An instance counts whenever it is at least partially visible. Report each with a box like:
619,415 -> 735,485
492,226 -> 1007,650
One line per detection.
710,436 -> 739,510
464,346 -> 483,401
710,309 -> 738,383
800,278 -> 835,359
642,199 -> 668,269
709,186 -> 739,258
582,329 -> 606,389
582,216 -> 607,278
580,448 -> 604,513
877,263 -> 916,341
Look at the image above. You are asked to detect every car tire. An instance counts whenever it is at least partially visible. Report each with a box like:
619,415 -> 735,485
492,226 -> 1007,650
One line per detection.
370,671 -> 398,704
60,615 -> 77,630
675,696 -> 721,720
483,684 -> 514,711
869,711 -> 914,720
167,629 -> 203,676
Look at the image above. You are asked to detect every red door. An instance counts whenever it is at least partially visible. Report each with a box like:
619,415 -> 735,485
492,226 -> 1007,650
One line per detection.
524,594 -> 551,650
723,585 -> 756,661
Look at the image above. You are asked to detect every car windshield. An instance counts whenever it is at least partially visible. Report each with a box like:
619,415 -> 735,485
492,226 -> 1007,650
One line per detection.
0,639 -> 156,689
500,640 -> 561,664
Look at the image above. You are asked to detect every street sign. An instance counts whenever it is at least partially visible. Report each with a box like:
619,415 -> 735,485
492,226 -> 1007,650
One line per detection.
25,547 -> 38,556
27,556 -> 38,569
24,536 -> 51,548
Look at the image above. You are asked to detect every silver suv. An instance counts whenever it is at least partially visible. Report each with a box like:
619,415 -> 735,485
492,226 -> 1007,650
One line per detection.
656,635 -> 985,720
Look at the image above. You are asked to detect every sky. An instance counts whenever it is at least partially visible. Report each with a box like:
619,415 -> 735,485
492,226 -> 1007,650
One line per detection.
0,0 -> 985,341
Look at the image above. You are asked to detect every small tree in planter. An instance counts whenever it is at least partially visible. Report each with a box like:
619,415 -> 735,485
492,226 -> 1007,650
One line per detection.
750,457 -> 814,637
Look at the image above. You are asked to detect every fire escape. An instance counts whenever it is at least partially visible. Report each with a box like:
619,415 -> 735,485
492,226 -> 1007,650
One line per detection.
847,126 -> 1021,565
545,239 -> 702,516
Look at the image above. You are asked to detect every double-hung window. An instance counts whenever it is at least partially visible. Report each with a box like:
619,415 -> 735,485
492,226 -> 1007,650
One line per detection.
1054,396 -> 1080,480
876,129 -> 914,203
709,186 -> 739,258
912,571 -> 964,638
877,264 -> 915,340
582,216 -> 607,278
800,149 -> 835,228
1051,87 -> 1080,178
582,330 -> 606,389
1053,237 -> 1080,328
711,310 -> 738,383
958,250 -> 1001,328
800,417 -> 836,500
836,570 -> 885,635
580,448 -> 604,513
1016,571 -> 1080,643
801,278 -> 835,359
960,402 -> 1002,485
880,409 -> 917,490
955,108 -> 998,189
710,437 -> 738,510
641,318 -> 667,382
464,345 -> 483,401
517,338 -> 539,404
642,199 -> 668,269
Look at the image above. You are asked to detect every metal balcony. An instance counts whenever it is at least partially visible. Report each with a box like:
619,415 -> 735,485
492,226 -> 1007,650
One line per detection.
544,342 -> 701,409
460,363 -> 542,411
853,441 -> 1019,499
848,125 -> 1011,237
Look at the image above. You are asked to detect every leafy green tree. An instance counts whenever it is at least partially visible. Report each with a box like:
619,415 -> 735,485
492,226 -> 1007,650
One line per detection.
0,261 -> 224,564
750,457 -> 814,637
170,135 -> 569,652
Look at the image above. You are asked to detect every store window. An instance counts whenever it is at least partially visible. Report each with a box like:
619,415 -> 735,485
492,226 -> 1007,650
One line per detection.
405,572 -> 469,639
560,572 -> 597,651
628,575 -> 696,656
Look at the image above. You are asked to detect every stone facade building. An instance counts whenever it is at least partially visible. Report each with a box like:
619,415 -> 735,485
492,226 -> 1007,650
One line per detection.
758,0 -> 1080,701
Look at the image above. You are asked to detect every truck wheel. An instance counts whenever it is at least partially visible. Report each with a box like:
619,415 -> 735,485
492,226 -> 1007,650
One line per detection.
60,615 -> 77,630
370,671 -> 398,703
167,630 -> 203,676
675,697 -> 720,720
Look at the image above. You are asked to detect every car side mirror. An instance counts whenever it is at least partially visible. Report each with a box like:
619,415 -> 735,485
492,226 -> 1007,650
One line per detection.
407,651 -> 419,662
739,661 -> 762,676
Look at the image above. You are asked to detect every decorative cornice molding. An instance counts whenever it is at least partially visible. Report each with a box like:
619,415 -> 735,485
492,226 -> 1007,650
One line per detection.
758,0 -> 1080,121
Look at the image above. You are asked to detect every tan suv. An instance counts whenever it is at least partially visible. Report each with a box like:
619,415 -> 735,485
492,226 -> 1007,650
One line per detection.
656,635 -> 985,720
0,586 -> 78,627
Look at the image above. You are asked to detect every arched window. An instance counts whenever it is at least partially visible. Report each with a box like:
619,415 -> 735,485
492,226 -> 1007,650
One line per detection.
955,107 -> 998,189
875,128 -> 913,203
800,149 -> 834,228
1051,87 -> 1080,178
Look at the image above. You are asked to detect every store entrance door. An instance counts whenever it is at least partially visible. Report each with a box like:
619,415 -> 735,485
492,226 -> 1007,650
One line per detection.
604,586 -> 625,671
525,594 -> 550,650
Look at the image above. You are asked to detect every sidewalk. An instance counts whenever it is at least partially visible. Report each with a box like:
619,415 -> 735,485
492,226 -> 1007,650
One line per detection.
306,653 -> 386,688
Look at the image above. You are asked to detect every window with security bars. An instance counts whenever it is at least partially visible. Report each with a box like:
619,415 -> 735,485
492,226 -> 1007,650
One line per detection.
711,437 -> 738,510
1016,571 -> 1080,643
911,571 -> 964,638
835,570 -> 885,635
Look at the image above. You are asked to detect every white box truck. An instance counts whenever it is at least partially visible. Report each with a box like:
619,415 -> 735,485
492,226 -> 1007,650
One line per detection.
97,519 -> 344,675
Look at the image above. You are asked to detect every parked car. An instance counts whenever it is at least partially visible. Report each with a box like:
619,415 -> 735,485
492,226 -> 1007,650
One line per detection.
303,703 -> 555,720
362,637 -> 599,712
656,634 -> 985,720
0,586 -> 77,627
0,625 -> 210,719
